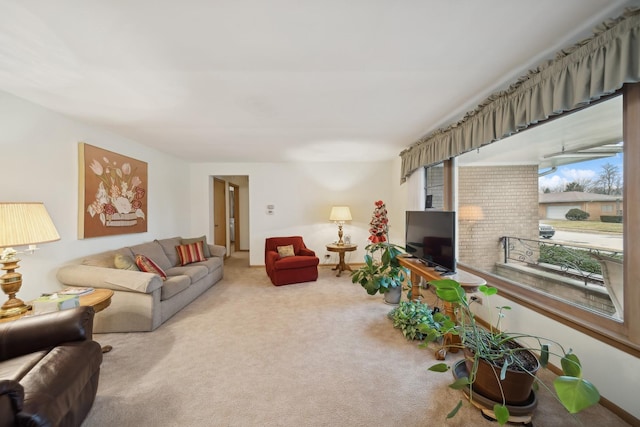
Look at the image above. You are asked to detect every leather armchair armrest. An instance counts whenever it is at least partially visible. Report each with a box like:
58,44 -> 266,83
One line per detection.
0,380 -> 23,427
0,306 -> 95,361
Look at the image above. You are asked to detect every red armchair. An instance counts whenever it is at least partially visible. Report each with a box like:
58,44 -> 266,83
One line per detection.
265,236 -> 319,286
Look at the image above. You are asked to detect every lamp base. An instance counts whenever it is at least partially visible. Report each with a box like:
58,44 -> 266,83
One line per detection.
337,224 -> 345,246
1,257 -> 26,318
0,304 -> 29,318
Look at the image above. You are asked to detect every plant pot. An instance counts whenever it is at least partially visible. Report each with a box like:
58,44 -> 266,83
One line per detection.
452,360 -> 538,416
383,286 -> 402,305
463,345 -> 540,405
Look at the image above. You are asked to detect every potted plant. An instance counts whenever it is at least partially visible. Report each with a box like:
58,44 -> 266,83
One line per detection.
388,300 -> 441,340
419,279 -> 600,425
351,201 -> 409,304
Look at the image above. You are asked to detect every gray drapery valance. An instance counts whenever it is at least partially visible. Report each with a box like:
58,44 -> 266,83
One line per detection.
400,8 -> 640,183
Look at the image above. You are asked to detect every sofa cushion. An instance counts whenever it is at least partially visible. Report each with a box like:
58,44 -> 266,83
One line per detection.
194,257 -> 223,274
156,237 -> 182,267
176,242 -> 206,266
82,251 -> 117,268
161,275 -> 191,300
135,255 -> 167,280
114,254 -> 139,271
129,241 -> 172,271
165,265 -> 208,283
181,235 -> 211,258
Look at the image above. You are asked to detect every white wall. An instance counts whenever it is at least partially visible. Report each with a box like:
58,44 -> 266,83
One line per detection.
189,161 -> 400,266
0,91 -> 192,301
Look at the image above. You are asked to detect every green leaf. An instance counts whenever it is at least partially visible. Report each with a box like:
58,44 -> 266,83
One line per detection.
539,344 -> 549,367
449,377 -> 471,390
561,353 -> 582,377
364,254 -> 374,267
428,363 -> 450,373
554,376 -> 600,413
479,285 -> 498,296
493,404 -> 509,425
436,287 -> 464,303
499,360 -> 509,380
446,400 -> 463,419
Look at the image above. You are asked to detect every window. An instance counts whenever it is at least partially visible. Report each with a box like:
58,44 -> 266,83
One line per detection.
452,86 -> 639,353
424,163 -> 445,210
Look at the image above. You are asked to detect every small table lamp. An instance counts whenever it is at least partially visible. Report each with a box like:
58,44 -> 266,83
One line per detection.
0,202 -> 60,318
329,206 -> 352,246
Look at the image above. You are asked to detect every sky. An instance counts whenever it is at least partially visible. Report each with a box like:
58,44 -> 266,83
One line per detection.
538,153 -> 624,192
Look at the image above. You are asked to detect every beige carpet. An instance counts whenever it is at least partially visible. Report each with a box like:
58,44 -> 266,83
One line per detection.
83,252 -> 629,427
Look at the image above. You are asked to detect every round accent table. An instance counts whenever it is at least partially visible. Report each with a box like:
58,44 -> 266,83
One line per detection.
326,243 -> 357,277
80,289 -> 114,353
0,288 -> 114,352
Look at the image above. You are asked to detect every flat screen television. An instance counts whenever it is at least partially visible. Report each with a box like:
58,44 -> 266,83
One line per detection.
405,210 -> 456,273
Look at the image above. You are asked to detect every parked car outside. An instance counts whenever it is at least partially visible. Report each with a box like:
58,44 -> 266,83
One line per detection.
539,223 -> 555,239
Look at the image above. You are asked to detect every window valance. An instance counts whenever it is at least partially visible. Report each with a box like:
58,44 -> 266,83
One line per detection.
400,8 -> 640,183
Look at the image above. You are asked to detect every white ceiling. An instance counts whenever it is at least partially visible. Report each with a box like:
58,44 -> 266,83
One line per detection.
0,0 -> 637,163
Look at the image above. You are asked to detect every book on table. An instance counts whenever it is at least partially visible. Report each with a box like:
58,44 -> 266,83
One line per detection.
59,287 -> 95,296
32,294 -> 80,314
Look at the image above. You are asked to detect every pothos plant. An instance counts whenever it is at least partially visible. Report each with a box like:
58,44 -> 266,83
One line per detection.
387,300 -> 441,341
418,279 -> 600,425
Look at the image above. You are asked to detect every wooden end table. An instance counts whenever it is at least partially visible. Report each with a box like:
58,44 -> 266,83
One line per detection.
397,257 -> 485,360
326,243 -> 357,277
0,288 -> 113,322
79,289 -> 114,353
0,288 -> 114,352
79,288 -> 113,314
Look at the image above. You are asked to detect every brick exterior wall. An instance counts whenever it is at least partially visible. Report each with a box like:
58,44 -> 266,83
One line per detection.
458,166 -> 539,272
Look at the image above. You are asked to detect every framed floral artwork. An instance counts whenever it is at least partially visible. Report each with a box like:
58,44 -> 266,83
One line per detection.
78,143 -> 148,238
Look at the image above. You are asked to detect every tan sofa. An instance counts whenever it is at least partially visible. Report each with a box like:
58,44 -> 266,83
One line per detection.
56,237 -> 225,333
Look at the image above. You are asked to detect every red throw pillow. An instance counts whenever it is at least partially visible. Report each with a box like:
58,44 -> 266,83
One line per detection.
135,254 -> 167,280
175,241 -> 206,266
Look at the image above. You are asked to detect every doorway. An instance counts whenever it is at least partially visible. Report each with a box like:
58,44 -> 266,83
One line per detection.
213,178 -> 226,248
229,183 -> 240,253
212,175 -> 249,257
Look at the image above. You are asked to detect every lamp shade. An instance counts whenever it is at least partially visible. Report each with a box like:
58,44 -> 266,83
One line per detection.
329,206 -> 352,222
0,202 -> 60,248
458,205 -> 485,222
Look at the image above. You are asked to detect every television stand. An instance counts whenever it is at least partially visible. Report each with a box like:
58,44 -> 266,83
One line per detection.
439,270 -> 455,276
397,257 -> 486,360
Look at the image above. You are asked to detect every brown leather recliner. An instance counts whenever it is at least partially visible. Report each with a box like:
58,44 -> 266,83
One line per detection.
0,306 -> 103,427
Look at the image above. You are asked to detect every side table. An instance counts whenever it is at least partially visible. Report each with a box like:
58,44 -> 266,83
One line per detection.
0,288 -> 114,352
80,289 -> 114,353
326,243 -> 357,277
79,288 -> 113,314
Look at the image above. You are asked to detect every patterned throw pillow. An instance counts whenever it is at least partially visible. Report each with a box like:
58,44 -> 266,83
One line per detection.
276,245 -> 295,258
114,254 -> 139,271
181,235 -> 211,258
176,241 -> 206,266
135,254 -> 167,280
